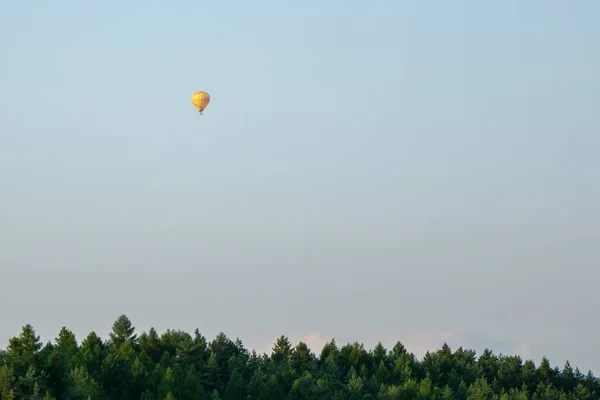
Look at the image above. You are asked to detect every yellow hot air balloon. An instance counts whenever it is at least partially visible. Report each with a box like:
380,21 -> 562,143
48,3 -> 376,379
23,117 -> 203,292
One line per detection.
191,91 -> 210,114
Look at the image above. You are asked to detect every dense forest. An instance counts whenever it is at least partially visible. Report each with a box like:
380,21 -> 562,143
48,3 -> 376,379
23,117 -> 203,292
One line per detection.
0,315 -> 597,400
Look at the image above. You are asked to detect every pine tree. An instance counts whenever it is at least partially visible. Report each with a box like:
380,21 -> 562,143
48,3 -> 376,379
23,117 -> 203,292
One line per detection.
109,315 -> 137,348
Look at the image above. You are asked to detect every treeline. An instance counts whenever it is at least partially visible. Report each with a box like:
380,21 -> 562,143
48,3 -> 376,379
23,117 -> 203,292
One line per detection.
0,315 -> 598,400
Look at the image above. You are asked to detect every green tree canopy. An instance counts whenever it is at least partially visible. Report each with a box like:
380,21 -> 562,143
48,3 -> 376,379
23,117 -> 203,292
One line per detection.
0,315 -> 598,399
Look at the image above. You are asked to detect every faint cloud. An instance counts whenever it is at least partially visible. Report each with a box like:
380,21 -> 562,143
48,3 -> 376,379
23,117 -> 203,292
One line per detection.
253,337 -> 277,355
515,342 -> 533,359
303,331 -> 328,354
250,330 -> 534,363
252,331 -> 329,356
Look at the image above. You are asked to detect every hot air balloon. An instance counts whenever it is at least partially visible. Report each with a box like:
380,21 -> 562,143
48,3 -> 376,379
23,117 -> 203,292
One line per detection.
191,91 -> 210,114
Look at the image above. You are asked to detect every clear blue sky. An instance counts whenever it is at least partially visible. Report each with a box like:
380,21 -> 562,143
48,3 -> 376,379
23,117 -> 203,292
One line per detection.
1,0 -> 599,372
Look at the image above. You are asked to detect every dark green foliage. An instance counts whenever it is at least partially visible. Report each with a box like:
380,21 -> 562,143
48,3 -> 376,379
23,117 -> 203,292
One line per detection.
0,315 -> 598,399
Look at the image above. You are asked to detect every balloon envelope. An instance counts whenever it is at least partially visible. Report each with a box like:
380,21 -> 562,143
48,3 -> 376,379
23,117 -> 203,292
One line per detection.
191,91 -> 210,113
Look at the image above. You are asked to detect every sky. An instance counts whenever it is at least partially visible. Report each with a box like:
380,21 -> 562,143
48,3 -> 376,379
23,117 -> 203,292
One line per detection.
1,0 -> 599,373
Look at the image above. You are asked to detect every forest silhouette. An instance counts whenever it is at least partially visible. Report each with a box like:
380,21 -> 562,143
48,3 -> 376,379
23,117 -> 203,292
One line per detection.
0,314 -> 597,399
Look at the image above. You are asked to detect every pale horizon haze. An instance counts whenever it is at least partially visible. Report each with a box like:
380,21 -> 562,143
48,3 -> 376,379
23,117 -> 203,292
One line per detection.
1,1 -> 599,373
